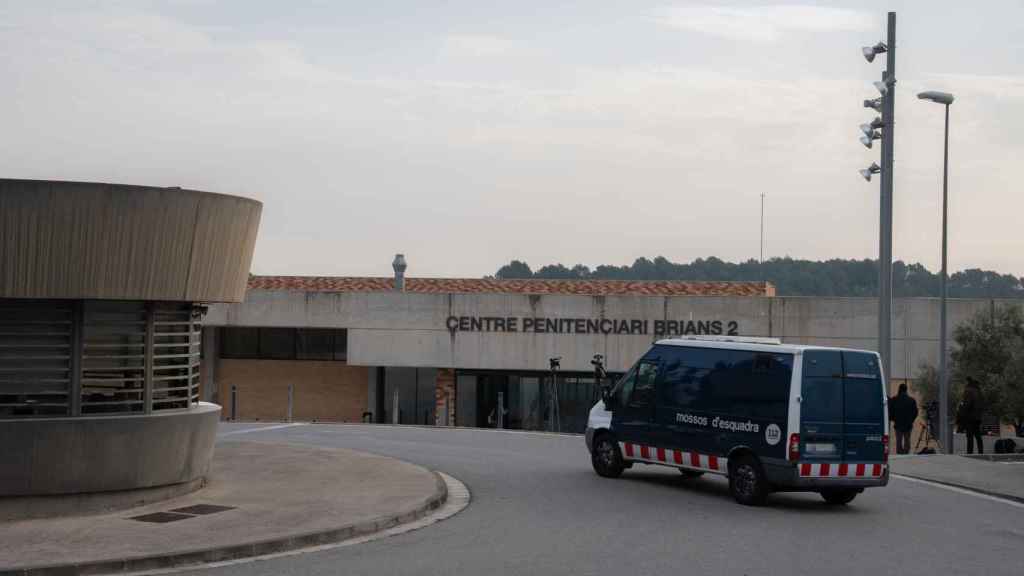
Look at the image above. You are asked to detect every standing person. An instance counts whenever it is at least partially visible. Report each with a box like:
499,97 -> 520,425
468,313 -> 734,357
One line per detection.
959,378 -> 985,454
889,383 -> 918,455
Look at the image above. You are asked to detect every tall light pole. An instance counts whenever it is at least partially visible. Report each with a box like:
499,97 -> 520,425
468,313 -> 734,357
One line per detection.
918,90 -> 955,453
760,192 -> 765,282
860,12 -> 896,380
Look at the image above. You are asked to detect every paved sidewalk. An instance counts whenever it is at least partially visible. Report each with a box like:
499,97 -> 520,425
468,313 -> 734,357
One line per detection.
891,454 -> 1024,502
0,440 -> 446,575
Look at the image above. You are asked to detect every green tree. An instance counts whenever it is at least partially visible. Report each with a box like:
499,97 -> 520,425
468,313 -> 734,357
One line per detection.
912,361 -> 971,430
495,260 -> 533,279
950,304 -> 1024,426
995,341 -> 1024,436
912,362 -> 939,409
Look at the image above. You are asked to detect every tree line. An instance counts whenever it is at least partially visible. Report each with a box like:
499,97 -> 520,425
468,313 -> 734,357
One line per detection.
494,256 -> 1024,299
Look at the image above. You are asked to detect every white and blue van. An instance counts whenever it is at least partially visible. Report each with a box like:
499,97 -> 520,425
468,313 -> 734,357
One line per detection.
585,336 -> 889,506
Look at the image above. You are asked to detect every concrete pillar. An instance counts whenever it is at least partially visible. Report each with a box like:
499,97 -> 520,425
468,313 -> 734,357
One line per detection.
367,367 -> 378,422
201,326 -> 219,404
435,369 -> 456,426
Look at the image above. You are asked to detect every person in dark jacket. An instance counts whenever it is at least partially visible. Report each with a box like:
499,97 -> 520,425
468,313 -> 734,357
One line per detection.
959,378 -> 985,454
889,383 -> 918,455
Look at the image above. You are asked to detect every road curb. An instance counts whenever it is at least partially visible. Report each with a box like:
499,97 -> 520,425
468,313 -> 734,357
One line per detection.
1,471 -> 448,576
893,472 -> 1024,505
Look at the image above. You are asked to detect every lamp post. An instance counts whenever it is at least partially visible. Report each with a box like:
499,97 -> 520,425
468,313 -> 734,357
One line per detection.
918,90 -> 955,453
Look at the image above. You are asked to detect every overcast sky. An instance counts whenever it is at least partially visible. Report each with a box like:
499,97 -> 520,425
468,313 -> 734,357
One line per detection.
2,1 -> 1022,278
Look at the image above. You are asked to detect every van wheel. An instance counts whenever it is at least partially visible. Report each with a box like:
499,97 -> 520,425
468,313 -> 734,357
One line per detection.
679,469 -> 704,478
729,455 -> 768,506
821,489 -> 858,505
592,434 -> 625,478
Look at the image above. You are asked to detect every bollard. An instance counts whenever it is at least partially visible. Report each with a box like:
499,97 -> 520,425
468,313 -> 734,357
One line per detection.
392,389 -> 399,425
230,384 -> 237,420
497,391 -> 505,429
287,383 -> 294,422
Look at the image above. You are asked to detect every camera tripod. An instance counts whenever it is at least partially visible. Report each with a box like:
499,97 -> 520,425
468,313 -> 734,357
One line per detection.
914,417 -> 942,454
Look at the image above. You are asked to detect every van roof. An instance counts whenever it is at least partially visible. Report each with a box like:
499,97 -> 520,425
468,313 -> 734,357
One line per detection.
654,336 -> 881,357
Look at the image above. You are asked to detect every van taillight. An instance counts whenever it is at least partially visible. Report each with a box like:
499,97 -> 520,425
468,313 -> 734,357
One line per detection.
883,434 -> 889,462
788,433 -> 800,462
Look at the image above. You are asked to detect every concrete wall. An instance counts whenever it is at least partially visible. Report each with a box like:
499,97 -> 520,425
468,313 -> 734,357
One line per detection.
217,359 -> 368,422
206,290 -> 1014,380
0,403 -> 219,496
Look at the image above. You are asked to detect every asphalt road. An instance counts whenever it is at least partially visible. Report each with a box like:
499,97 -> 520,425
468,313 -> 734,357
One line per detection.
193,423 -> 1022,576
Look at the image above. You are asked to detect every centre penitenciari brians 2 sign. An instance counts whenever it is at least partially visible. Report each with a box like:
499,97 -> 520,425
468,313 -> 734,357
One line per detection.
445,316 -> 740,336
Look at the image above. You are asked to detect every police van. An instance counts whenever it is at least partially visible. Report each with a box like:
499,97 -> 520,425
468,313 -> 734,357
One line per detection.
585,336 -> 889,506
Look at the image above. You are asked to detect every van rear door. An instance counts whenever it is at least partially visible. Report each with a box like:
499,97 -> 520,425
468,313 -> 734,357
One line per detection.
840,351 -> 885,462
800,350 -> 886,463
800,350 -> 845,461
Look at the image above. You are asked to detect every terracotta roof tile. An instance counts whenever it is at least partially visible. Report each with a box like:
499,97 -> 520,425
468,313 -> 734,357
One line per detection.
247,276 -> 775,297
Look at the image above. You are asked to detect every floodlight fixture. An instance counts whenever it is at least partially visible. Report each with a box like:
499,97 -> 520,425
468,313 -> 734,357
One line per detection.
862,42 -> 887,63
860,132 -> 881,149
863,98 -> 882,112
860,117 -> 884,137
860,162 -> 881,182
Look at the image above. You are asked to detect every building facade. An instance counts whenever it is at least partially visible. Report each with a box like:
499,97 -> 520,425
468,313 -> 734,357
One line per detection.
204,266 -> 1005,436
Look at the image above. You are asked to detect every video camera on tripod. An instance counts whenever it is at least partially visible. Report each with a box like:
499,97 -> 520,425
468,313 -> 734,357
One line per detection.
914,400 -> 941,454
591,354 -> 612,402
924,401 -> 939,437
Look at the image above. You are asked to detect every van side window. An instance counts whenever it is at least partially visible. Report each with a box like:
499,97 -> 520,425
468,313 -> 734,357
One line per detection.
725,351 -> 793,420
658,346 -> 731,410
628,361 -> 659,407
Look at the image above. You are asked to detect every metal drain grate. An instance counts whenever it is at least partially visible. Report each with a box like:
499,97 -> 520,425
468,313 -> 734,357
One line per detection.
170,504 -> 236,515
129,512 -> 194,523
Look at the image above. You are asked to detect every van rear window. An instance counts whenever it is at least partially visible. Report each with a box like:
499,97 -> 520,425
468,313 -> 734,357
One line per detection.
842,352 -> 882,422
801,351 -> 843,422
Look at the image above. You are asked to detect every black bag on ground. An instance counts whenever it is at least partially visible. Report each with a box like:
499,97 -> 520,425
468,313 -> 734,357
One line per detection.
994,438 -> 1017,454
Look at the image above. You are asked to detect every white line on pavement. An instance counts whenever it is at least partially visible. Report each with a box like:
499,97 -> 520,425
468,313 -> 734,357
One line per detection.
892,474 -> 1024,510
218,422 -> 308,436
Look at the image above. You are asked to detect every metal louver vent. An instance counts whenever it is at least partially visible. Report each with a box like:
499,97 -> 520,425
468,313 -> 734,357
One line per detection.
1,299 -> 203,418
81,301 -> 147,414
0,301 -> 73,417
152,304 -> 201,411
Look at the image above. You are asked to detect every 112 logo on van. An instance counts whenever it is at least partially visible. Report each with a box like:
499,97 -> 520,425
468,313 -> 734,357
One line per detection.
765,423 -> 782,446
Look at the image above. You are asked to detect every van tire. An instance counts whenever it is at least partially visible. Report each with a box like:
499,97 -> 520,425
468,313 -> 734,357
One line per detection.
821,489 -> 858,505
592,434 -> 625,478
728,455 -> 768,506
679,469 -> 704,478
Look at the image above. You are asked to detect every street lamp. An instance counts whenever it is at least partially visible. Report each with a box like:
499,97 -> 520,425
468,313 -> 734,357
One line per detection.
918,89 -> 955,453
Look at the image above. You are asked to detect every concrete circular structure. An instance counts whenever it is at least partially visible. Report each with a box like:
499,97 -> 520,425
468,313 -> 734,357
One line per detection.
0,179 -> 261,302
0,178 -> 261,502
